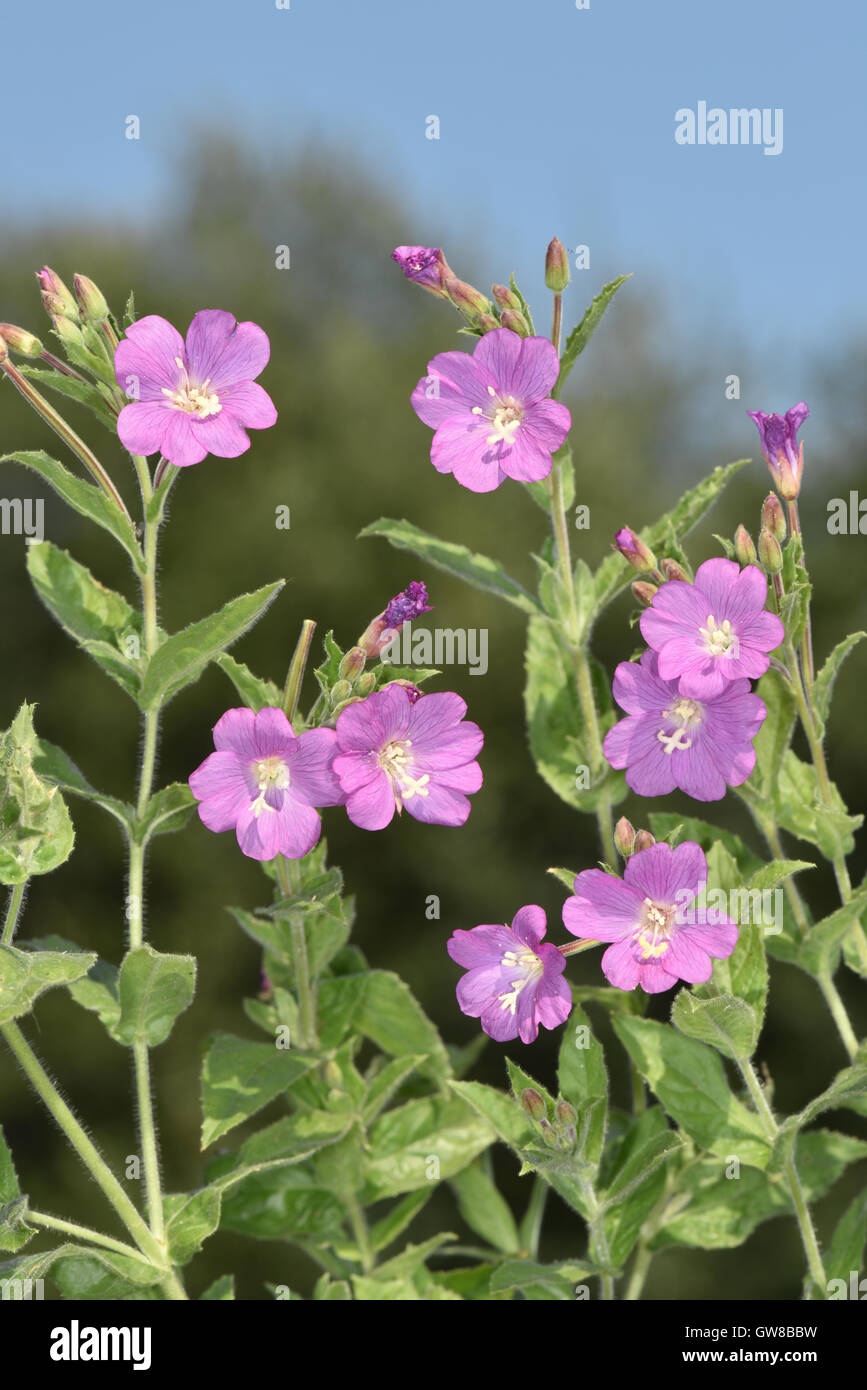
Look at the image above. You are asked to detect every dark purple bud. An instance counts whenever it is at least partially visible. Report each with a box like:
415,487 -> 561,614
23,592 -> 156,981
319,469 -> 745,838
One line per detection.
521,1088 -> 546,1121
613,527 -> 657,573
747,404 -> 808,500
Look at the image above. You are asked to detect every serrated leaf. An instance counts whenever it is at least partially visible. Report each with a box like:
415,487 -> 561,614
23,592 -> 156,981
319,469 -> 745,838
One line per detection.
201,1274 -> 235,1300
136,782 -> 197,841
813,633 -> 866,738
359,518 -> 542,616
825,1190 -> 867,1286
557,1006 -> 608,1169
556,275 -> 631,393
359,1094 -> 494,1201
139,581 -> 284,709
0,1128 -> 32,1254
0,944 -> 96,1023
3,451 -> 143,571
20,936 -> 121,1032
798,884 -> 867,977
218,1165 -> 347,1241
489,1258 -> 597,1299
353,970 -> 451,1084
200,1033 -> 316,1147
363,1055 -> 425,1124
32,739 -> 131,829
449,1161 -> 520,1254
369,1190 -> 433,1254
217,653 -> 282,712
113,945 -> 195,1047
671,992 -> 759,1061
164,1188 -> 222,1265
15,366 -> 119,431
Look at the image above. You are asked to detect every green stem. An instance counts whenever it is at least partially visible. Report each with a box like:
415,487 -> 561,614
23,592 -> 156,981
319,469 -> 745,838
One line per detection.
624,1242 -> 653,1301
134,1040 -> 166,1244
521,1176 -> 548,1259
737,1055 -> 826,1290
786,500 -> 814,684
815,967 -> 859,1061
2,880 -> 26,946
27,1210 -> 148,1262
282,619 -> 317,724
579,1179 -> 614,1300
347,1193 -> 374,1274
276,855 -> 317,1049
0,1020 -> 168,1270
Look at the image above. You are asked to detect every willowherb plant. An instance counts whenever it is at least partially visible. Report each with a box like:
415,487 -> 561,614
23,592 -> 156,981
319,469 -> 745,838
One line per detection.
0,243 -> 864,1304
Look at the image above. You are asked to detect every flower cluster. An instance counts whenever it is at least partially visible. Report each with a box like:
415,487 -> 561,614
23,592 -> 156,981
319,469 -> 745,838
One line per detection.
603,557 -> 783,801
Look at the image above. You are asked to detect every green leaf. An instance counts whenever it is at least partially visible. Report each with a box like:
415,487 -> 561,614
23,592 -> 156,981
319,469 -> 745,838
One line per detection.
26,542 -> 142,699
359,518 -> 542,616
813,633 -> 867,738
742,668 -> 797,803
200,1033 -> 316,1147
0,704 -> 76,885
363,1055 -> 426,1124
201,1274 -> 235,1300
4,451 -> 142,571
15,365 -> 119,431
353,970 -> 451,1084
766,751 -> 861,860
0,944 -> 96,1024
671,992 -> 759,1061
359,1094 -> 495,1201
138,581 -> 285,709
825,1190 -> 867,1286
113,945 -> 195,1047
776,1049 -> 867,1137
612,1015 -> 771,1168
369,1190 -> 433,1254
136,783 -> 197,841
314,1275 -> 351,1300
748,859 -> 814,892
219,1165 -> 346,1241
592,460 -> 749,618
556,275 -> 632,393
450,1080 -> 535,1151
449,1161 -> 520,1254
20,935 -> 122,1033
32,739 -> 131,830
798,884 -> 867,977
0,1241 -> 161,1298
164,1188 -> 222,1265
488,1258 -> 597,1300
217,653 -> 282,712
557,1006 -> 608,1169
0,1127 -> 32,1254
601,1113 -> 681,1266
524,615 -> 626,814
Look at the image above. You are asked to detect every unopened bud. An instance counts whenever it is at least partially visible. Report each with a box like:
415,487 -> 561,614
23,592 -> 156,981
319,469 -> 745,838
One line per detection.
323,1059 -> 342,1087
615,816 -> 636,858
73,273 -> 110,321
544,237 -> 570,293
758,528 -> 783,574
0,335 -> 7,365
36,266 -> 79,322
734,525 -> 758,567
631,580 -> 657,607
338,646 -> 366,683
51,315 -> 85,349
499,307 -> 530,337
355,672 -> 377,697
329,679 -> 353,704
556,1101 -> 577,1127
331,696 -> 363,718
0,324 -> 43,357
477,312 -> 499,334
613,527 -> 656,573
521,1088 -> 546,1121
633,830 -> 656,853
540,1121 -> 559,1148
660,557 -> 689,583
761,493 -> 787,543
444,276 -> 493,324
491,283 -> 520,311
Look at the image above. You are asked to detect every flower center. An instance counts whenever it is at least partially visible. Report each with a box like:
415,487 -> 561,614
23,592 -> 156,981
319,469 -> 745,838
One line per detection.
249,756 -> 289,818
699,614 -> 736,657
378,737 -> 431,808
471,385 -> 523,447
657,696 -> 705,755
162,355 -> 222,419
497,947 -> 544,1015
634,897 -> 674,959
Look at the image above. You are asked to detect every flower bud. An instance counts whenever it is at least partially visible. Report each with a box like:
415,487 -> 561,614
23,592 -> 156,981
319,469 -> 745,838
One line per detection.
758,528 -> 783,574
0,324 -> 43,357
0,335 -> 7,365
556,1100 -> 577,1127
612,527 -> 657,573
355,672 -> 377,697
390,246 -> 453,300
359,582 -> 432,658
540,1120 -> 559,1148
50,315 -> 85,349
748,405 -> 808,500
631,580 -> 657,607
331,696 -> 363,718
521,1088 -> 546,1121
499,307 -> 530,337
73,273 -> 110,321
734,524 -> 758,567
477,313 -> 499,334
329,679 -> 353,705
491,283 -> 521,311
761,493 -> 787,543
544,237 -> 570,293
615,816 -> 636,858
36,266 -> 79,322
633,830 -> 656,853
338,646 -> 366,683
660,557 -> 689,583
443,276 -> 493,324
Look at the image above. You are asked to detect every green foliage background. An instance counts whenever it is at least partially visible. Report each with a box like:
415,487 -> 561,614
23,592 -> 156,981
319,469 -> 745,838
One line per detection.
0,135 -> 865,1298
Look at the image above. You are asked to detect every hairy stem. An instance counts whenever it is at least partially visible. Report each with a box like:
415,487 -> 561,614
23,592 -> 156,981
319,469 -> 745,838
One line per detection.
2,880 -> 27,946
27,1210 -> 148,1262
277,855 -> 317,1050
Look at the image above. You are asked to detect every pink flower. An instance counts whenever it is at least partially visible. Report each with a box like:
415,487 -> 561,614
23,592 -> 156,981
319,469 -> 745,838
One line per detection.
410,327 -> 571,493
447,905 -> 572,1044
639,557 -> 785,699
562,842 -> 737,994
189,707 -> 344,861
115,310 -> 277,467
333,684 -> 483,829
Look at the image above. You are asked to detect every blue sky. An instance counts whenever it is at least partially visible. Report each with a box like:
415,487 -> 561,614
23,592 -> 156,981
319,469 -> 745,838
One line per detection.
2,0 -> 862,407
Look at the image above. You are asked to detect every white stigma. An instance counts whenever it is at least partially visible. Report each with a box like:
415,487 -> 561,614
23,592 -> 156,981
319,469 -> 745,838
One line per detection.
249,755 -> 289,819
699,614 -> 735,656
162,356 -> 222,418
633,897 -> 673,960
378,737 -> 430,811
657,695 -> 705,755
497,947 -> 544,1015
470,388 -> 524,447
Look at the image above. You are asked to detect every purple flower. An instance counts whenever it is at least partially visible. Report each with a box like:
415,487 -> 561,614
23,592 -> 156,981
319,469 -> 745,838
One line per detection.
639,557 -> 784,699
115,310 -> 277,467
447,905 -> 572,1044
612,527 -> 657,573
383,581 -> 432,629
603,650 -> 767,801
410,327 -> 571,493
189,707 -> 344,861
391,245 -> 452,298
562,842 -> 737,994
747,403 -> 808,500
333,684 -> 483,829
